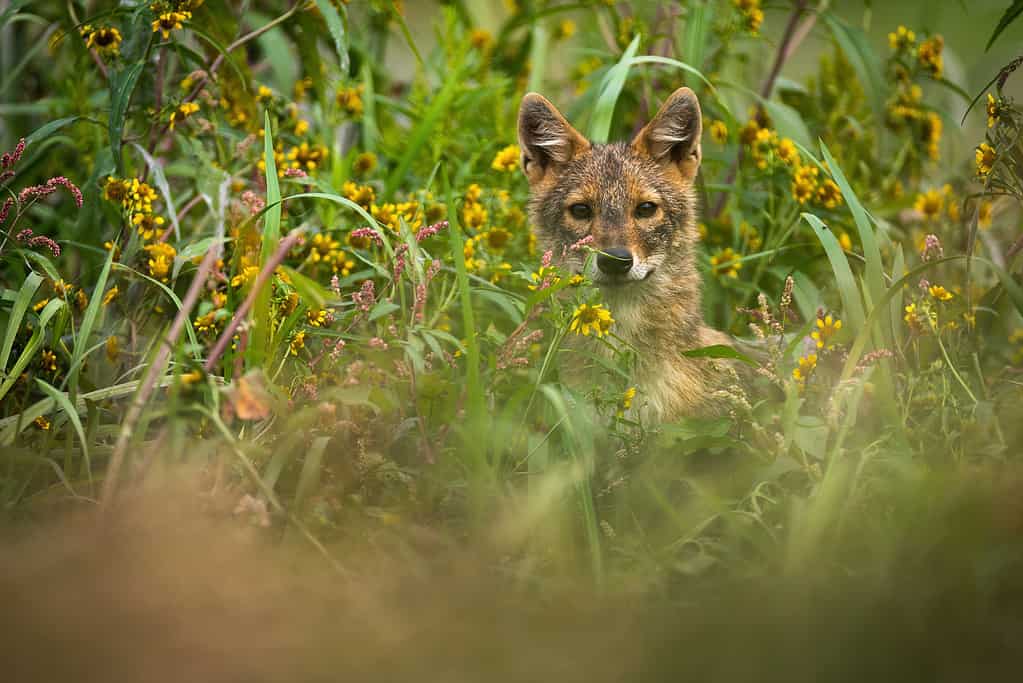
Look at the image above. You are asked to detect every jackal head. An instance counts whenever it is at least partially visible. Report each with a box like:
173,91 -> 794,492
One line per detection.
517,88 -> 704,313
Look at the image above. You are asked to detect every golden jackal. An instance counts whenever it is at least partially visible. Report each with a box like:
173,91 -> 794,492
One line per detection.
518,87 -> 737,420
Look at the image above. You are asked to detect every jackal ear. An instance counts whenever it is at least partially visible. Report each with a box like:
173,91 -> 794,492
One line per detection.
517,93 -> 590,184
632,87 -> 703,181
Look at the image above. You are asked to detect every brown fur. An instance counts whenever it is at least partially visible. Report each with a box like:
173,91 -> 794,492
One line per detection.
518,88 -> 733,420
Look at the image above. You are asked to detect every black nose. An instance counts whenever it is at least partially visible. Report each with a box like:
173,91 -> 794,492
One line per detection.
597,247 -> 633,275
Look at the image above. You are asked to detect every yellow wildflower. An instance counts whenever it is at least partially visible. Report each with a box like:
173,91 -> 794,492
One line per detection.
482,227 -> 513,251
839,232 -> 853,252
143,243 -> 176,282
923,111 -> 942,160
888,25 -> 916,51
289,330 -> 306,356
815,179 -> 842,209
775,137 -> 799,165
792,352 -> 817,389
256,85 -> 273,102
34,416 -> 51,431
461,201 -> 488,230
101,176 -> 131,205
342,181 -> 376,209
491,145 -> 520,172
733,0 -> 763,34
570,303 -> 614,338
469,29 -> 494,53
80,25 -> 123,56
306,309 -> 329,327
791,164 -> 819,204
231,265 -> 259,288
105,335 -> 119,363
811,314 -> 842,350
40,349 -> 58,373
914,188 -> 944,221
709,120 -> 728,144
132,212 -> 165,241
976,142 -> 996,178
917,35 -> 944,78
336,85 -> 364,117
928,285 -> 953,301
102,285 -> 119,306
353,151 -> 378,176
554,19 -> 576,40
168,101 -> 199,131
152,11 -> 191,40
987,93 -> 1000,129
710,247 -> 742,278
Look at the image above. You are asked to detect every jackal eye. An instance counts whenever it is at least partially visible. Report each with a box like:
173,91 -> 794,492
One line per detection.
635,202 -> 658,218
568,203 -> 592,220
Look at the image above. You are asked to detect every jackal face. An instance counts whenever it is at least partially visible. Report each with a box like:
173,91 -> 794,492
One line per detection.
517,88 -> 703,297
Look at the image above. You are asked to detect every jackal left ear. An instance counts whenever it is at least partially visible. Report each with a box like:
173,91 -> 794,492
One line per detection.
632,87 -> 702,181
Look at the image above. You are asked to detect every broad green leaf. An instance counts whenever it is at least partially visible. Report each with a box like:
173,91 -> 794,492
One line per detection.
67,247 -> 114,399
35,378 -> 91,482
313,0 -> 350,72
986,0 -> 1023,51
109,61 -> 145,172
802,212 -> 866,332
1,271 -> 43,373
588,34 -> 642,143
0,297 -> 64,402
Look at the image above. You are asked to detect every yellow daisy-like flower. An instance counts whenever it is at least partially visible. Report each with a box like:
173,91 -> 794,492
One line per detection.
811,314 -> 842,350
105,335 -> 120,362
570,303 -> 614,338
152,11 -> 191,40
342,181 -> 376,209
914,188 -> 944,221
791,164 -> 818,204
482,227 -> 513,251
838,231 -> 853,252
775,137 -> 799,166
40,349 -> 59,373
710,247 -> 742,278
256,85 -> 273,102
336,85 -> 364,117
80,25 -> 123,56
168,101 -> 199,131
102,285 -> 119,306
132,212 -> 165,241
353,151 -> 377,176
491,145 -> 520,172
986,93 -> 1000,129
815,179 -> 842,209
34,416 -> 51,431
916,35 -> 944,78
923,111 -> 942,160
293,118 -> 310,136
461,201 -> 488,230
888,25 -> 916,51
307,233 -> 341,264
101,176 -> 131,205
231,265 -> 259,288
554,19 -> 576,40
733,0 -> 763,35
709,120 -> 728,144
193,311 -> 218,335
465,183 -> 483,204
621,386 -> 636,410
469,28 -> 494,52
127,178 -> 159,214
928,284 -> 953,301
306,309 -> 329,327
289,330 -> 306,356
143,243 -> 176,282
527,265 -> 559,291
976,142 -> 996,178
792,352 -> 817,388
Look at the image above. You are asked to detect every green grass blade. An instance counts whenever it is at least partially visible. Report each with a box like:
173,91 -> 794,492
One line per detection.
0,297 -> 65,403
293,435 -> 330,512
588,34 -> 641,143
1,271 -> 43,373
108,61 -> 144,173
313,0 -> 350,72
67,247 -> 114,399
680,2 -> 713,71
111,263 -> 202,355
802,212 -> 866,332
35,378 -> 91,485
526,20 -> 549,95
250,110 -> 282,369
823,13 -> 884,128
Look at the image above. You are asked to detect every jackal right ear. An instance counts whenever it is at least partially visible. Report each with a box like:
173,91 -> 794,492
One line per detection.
517,93 -> 590,184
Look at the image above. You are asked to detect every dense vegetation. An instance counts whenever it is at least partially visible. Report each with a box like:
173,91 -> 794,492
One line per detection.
2,1 -> 1023,672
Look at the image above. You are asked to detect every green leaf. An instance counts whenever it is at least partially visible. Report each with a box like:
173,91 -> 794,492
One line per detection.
823,13 -> 884,125
819,141 -> 888,345
66,247 -> 114,399
25,115 -> 83,147
0,0 -> 35,27
681,343 -> 758,367
109,62 -> 145,173
368,300 -> 400,322
1,271 -> 43,373
588,34 -> 642,143
35,378 -> 91,483
986,0 -> 1023,51
681,2 -> 714,72
0,298 -> 65,403
802,212 -> 866,332
293,436 -> 330,512
279,265 -> 330,309
313,0 -> 350,72
250,111 -> 282,369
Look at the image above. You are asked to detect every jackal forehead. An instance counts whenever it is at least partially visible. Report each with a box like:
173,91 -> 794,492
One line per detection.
538,143 -> 691,228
